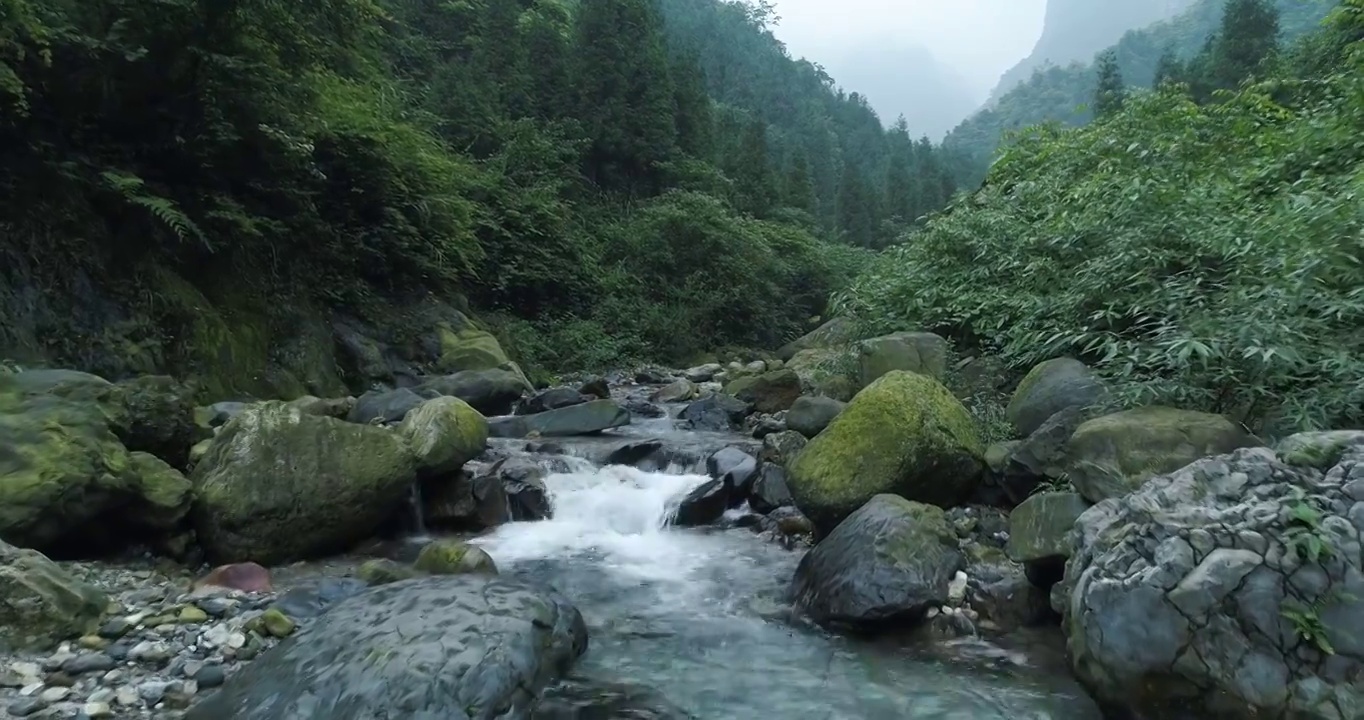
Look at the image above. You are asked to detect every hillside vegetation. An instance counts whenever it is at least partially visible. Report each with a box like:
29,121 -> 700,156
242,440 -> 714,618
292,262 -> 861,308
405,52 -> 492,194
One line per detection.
843,0 -> 1364,434
949,0 -> 1336,184
0,0 -> 968,391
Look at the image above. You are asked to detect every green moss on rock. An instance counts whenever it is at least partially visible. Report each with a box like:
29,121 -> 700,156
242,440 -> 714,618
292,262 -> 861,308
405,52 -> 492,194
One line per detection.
0,540 -> 109,651
357,558 -> 423,586
723,369 -> 802,414
1275,431 -> 1364,470
125,452 -> 192,529
397,397 -> 489,475
412,539 -> 498,576
787,371 -> 985,534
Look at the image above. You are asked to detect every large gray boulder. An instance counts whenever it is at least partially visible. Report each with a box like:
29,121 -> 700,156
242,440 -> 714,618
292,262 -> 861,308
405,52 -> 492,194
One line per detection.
790,494 -> 962,630
1059,445 -> 1364,719
1005,358 -> 1107,438
183,575 -> 588,720
418,368 -> 529,416
856,331 -> 948,387
784,395 -> 845,439
0,541 -> 109,651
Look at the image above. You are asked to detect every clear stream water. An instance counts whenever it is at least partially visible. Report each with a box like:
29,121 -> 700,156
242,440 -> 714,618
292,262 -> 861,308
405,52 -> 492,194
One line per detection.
465,408 -> 1103,720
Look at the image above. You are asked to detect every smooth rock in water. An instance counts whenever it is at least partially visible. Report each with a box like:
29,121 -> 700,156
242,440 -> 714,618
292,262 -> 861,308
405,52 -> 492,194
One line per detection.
190,401 -> 419,564
516,387 -> 590,416
357,558 -> 421,586
413,539 -> 498,576
268,578 -> 368,620
0,540 -> 108,651
422,472 -> 510,531
650,379 -> 697,404
1059,446 -> 1364,718
193,562 -> 273,594
785,395 -> 845,438
417,368 -> 529,417
603,439 -> 665,468
623,397 -> 666,418
672,480 -> 728,527
723,369 -> 802,414
706,447 -> 759,499
184,575 -> 587,720
791,495 -> 963,630
964,552 -> 1054,632
856,331 -> 948,387
1063,406 -> 1259,503
682,363 -> 723,383
759,430 -> 807,468
749,464 -> 794,514
1005,357 -> 1108,438
534,677 -> 696,719
346,387 -> 425,425
787,371 -> 985,534
680,394 -> 752,432
634,368 -> 672,385
397,396 -> 489,476
489,400 -> 629,438
487,458 -> 550,521
577,377 -> 610,399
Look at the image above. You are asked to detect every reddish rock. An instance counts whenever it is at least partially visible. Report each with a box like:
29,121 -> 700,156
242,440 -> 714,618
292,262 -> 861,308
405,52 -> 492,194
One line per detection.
194,562 -> 273,593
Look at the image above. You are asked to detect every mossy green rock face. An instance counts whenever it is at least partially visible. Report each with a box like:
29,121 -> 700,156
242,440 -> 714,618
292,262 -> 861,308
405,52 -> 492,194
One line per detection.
413,539 -> 498,576
1275,431 -> 1364,470
357,558 -> 422,586
1006,492 -> 1090,563
787,371 -> 985,534
397,397 -> 488,476
190,402 -> 419,564
1006,358 -> 1107,438
436,326 -> 509,373
0,540 -> 109,651
125,452 -> 192,530
776,317 -> 857,361
1064,406 -> 1259,503
107,375 -> 201,469
856,331 -> 948,387
724,369 -> 802,414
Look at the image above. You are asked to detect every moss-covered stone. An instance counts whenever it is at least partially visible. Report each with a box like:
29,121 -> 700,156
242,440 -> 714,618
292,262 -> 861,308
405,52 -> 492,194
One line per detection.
1275,431 -> 1364,470
412,539 -> 498,576
723,369 -> 802,414
1006,492 -> 1090,563
776,317 -> 858,361
436,326 -> 509,373
190,402 -> 420,564
1064,406 -> 1260,503
187,438 -> 214,471
397,397 -> 489,475
106,375 -> 202,468
0,540 -> 109,651
357,558 -> 422,586
856,331 -> 948,387
1005,358 -> 1108,438
125,452 -> 192,530
787,371 -> 985,534
259,608 -> 296,638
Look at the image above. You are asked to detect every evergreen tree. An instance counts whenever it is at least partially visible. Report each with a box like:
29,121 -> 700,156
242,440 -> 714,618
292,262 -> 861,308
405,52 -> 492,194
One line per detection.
884,117 -> 915,224
671,50 -> 714,159
1153,46 -> 1185,87
1093,49 -> 1127,117
733,115 -> 776,216
1211,0 -> 1281,90
838,168 -> 876,248
572,0 -> 678,193
783,151 -> 815,213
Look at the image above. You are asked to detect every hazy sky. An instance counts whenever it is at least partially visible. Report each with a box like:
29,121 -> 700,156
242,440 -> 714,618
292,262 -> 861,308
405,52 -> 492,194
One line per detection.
768,0 -> 1048,100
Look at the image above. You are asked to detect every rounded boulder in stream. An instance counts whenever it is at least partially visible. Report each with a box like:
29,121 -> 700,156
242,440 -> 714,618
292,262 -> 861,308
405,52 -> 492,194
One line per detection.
183,575 -> 588,720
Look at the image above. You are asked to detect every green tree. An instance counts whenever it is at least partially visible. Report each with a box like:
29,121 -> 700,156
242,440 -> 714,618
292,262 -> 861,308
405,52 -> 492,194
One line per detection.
783,151 -> 816,213
733,115 -> 776,216
1093,49 -> 1127,117
1211,0 -> 1281,90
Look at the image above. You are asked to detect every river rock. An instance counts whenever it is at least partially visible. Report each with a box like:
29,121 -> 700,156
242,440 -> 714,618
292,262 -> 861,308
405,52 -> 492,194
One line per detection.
723,369 -> 801,414
489,400 -> 630,438
673,480 -> 728,527
516,387 -> 591,415
1005,358 -> 1107,438
856,331 -> 948,386
679,393 -> 752,431
417,368 -> 529,416
791,495 -> 963,630
1007,492 -> 1089,567
487,458 -> 550,521
346,387 -> 425,425
996,405 -> 1088,503
0,541 -> 109,651
184,575 -> 587,719
534,677 -> 695,719
787,371 -> 985,533
413,539 -> 498,576
422,471 -> 510,531
776,317 -> 857,361
397,396 -> 489,475
706,447 -> 758,499
1064,406 -> 1259,503
784,395 -> 845,438
1059,445 -> 1364,718
964,550 -> 1053,632
434,326 -> 517,375
190,401 -> 419,564
106,374 -> 201,469
749,464 -> 794,514
651,379 -> 697,404
759,430 -> 807,467
681,363 -> 722,383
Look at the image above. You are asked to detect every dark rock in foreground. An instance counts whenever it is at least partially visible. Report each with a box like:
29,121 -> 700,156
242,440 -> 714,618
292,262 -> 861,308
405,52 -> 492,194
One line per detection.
490,400 -> 630,438
185,575 -> 588,720
534,677 -> 696,719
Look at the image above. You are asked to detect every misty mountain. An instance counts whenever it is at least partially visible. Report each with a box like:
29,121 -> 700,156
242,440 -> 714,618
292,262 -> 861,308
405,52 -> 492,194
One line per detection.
987,0 -> 1196,104
819,43 -> 979,139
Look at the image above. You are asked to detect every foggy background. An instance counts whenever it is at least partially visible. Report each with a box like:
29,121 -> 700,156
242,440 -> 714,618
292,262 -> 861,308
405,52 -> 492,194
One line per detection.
769,0 -> 1048,138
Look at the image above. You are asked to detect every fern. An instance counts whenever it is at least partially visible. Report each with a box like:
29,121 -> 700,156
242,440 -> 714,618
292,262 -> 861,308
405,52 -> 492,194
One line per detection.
99,170 -> 210,250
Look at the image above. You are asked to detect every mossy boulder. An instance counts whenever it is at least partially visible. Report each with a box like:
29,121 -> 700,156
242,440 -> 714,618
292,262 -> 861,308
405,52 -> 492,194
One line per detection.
418,368 -> 530,416
724,369 -> 802,414
776,317 -> 858,361
1275,431 -> 1364,470
856,331 -> 948,387
396,397 -> 489,476
786,371 -> 985,534
412,539 -> 498,576
1064,406 -> 1260,503
106,375 -> 202,469
436,326 -> 509,373
190,401 -> 420,564
0,540 -> 110,651
357,559 -> 423,586
1006,358 -> 1108,438
125,452 -> 193,530
1006,492 -> 1090,564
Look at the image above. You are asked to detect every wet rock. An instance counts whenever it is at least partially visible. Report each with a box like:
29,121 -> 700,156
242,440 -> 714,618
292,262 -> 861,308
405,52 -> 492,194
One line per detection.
680,394 -> 752,431
346,387 -> 425,425
397,396 -> 489,476
792,495 -> 962,630
356,558 -> 421,586
724,369 -> 802,414
488,458 -> 551,521
604,439 -> 665,468
534,676 -> 696,719
422,471 -> 510,531
517,387 -> 591,415
996,405 -> 1088,503
0,541 -> 108,651
759,430 -> 807,468
634,368 -> 672,385
193,563 -> 274,594
749,465 -> 795,514
417,368 -> 529,416
577,377 -> 610,399
1005,357 -> 1108,438
785,395 -> 845,439
1059,445 -> 1364,718
673,481 -> 728,527
681,364 -> 723,383
413,539 -> 498,576
184,576 -> 587,720
651,379 -> 697,404
490,400 -> 630,438
706,447 -> 759,500
269,578 -> 368,620
623,397 -> 667,418
1006,492 -> 1089,569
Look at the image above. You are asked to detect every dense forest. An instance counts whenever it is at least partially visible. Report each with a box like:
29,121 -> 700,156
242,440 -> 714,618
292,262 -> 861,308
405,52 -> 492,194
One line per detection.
843,0 -> 1364,434
0,0 -> 968,380
947,0 -> 1337,184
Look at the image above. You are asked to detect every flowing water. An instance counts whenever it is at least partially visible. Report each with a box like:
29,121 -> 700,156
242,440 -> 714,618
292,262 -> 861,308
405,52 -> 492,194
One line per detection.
468,408 -> 1102,720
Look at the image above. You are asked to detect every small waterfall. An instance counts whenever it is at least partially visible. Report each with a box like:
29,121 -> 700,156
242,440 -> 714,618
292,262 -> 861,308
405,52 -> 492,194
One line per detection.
407,482 -> 429,539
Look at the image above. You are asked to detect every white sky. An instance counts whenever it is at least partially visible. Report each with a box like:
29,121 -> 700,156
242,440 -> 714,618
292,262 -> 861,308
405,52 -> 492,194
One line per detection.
767,0 -> 1048,100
